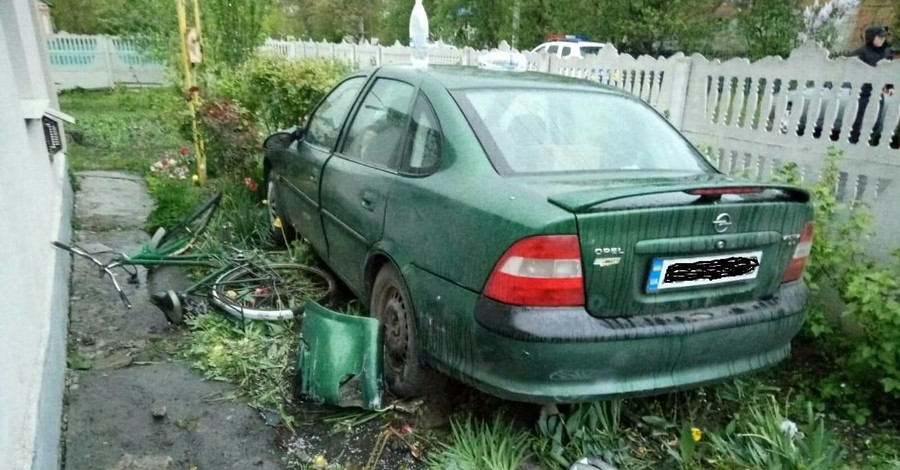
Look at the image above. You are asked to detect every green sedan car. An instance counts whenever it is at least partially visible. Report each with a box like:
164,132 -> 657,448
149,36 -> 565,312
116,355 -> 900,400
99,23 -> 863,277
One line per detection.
264,65 -> 814,403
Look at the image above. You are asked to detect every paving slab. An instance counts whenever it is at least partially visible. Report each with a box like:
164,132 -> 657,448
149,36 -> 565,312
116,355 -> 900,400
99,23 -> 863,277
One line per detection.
74,172 -> 153,231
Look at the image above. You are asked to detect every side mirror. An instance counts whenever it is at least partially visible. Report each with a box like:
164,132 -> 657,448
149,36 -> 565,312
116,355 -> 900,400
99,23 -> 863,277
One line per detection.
263,127 -> 303,151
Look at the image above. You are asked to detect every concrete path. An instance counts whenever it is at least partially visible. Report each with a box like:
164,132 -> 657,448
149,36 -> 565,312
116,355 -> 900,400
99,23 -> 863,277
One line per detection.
63,172 -> 282,470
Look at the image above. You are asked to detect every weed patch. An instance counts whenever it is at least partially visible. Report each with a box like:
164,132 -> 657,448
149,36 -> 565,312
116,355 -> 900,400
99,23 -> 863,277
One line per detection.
773,148 -> 900,423
184,314 -> 298,427
60,87 -> 188,174
428,415 -> 531,470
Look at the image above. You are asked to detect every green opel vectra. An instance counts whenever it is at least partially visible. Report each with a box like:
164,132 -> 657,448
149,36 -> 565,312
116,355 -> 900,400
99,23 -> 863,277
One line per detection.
263,65 -> 814,403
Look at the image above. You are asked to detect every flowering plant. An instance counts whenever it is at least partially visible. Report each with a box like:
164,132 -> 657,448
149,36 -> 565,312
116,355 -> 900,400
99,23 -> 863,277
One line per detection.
150,146 -> 194,180
799,0 -> 859,50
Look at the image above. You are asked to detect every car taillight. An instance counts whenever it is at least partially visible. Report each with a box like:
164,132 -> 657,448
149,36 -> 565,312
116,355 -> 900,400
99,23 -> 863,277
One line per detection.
782,222 -> 814,282
483,235 -> 584,306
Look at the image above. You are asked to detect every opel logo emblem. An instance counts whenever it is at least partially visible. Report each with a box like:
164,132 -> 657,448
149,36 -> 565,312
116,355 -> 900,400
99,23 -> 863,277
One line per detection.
713,213 -> 732,233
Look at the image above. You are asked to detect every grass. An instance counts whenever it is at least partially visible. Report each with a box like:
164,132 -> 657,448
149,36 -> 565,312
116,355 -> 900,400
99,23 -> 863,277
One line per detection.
60,86 -> 189,174
428,415 -> 531,470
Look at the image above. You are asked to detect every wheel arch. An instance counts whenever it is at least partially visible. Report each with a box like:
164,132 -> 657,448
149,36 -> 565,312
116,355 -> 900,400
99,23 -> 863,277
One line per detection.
365,240 -> 413,305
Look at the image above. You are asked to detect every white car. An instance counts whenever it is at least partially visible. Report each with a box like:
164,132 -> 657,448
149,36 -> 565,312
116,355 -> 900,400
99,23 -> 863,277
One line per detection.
531,41 -> 605,59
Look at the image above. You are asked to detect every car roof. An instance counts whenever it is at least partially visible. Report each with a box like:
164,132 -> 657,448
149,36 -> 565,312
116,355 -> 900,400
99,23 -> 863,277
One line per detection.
373,65 -> 631,96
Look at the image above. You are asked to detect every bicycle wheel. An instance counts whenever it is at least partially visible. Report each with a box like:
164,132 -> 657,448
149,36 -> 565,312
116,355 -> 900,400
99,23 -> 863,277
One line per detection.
209,262 -> 335,321
151,192 -> 221,256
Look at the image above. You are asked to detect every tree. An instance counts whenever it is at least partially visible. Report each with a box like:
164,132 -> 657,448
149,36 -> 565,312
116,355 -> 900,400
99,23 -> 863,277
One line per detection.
204,0 -> 275,67
546,0 -> 724,56
734,0 -> 803,60
48,0 -> 102,33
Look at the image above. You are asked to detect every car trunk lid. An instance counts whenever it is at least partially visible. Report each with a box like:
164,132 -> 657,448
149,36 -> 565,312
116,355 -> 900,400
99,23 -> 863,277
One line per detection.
546,181 -> 812,318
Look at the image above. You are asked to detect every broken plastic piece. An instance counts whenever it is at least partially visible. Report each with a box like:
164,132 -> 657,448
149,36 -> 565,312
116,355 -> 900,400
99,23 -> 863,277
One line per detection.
296,302 -> 383,410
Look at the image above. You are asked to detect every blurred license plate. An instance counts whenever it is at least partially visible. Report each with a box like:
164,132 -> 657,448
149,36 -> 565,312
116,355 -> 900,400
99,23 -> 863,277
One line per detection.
646,251 -> 762,293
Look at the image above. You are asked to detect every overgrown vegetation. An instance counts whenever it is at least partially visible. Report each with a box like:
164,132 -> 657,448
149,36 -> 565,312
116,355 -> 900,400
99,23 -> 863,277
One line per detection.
60,87 -> 188,174
211,55 -> 350,132
773,149 -> 900,425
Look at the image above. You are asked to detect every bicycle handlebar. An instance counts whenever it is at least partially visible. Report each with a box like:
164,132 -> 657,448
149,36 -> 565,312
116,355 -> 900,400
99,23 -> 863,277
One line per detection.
52,241 -> 132,309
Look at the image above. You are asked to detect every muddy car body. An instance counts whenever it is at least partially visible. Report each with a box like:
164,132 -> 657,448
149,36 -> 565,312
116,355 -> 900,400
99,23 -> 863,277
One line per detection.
264,65 -> 814,403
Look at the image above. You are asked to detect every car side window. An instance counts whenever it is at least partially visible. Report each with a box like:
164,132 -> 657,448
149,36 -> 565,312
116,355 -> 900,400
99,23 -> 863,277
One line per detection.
341,78 -> 415,169
561,46 -> 572,57
403,95 -> 442,175
305,77 -> 366,150
547,45 -> 558,55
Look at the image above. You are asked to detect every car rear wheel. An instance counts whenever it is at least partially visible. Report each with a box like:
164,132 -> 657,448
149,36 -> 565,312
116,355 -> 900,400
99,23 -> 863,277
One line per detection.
371,264 -> 445,398
266,172 -> 297,247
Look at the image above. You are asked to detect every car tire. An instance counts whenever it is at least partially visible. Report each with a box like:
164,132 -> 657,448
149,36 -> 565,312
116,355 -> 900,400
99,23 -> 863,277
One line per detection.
371,264 -> 446,398
266,171 -> 297,247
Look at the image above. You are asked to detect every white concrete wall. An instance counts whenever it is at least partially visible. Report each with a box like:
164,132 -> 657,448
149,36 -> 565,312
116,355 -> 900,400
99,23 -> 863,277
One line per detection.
0,0 -> 73,468
47,33 -> 167,90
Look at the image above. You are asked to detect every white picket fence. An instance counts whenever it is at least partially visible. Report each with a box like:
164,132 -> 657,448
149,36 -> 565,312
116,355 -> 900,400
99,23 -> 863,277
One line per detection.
48,34 -> 900,256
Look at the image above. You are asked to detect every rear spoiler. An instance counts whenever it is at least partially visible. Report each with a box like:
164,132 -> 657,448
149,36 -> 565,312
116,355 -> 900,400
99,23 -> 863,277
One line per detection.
548,183 -> 810,213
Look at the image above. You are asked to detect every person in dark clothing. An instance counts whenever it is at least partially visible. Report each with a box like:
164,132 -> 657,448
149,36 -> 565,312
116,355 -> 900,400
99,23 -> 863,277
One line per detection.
849,25 -> 893,145
852,25 -> 890,65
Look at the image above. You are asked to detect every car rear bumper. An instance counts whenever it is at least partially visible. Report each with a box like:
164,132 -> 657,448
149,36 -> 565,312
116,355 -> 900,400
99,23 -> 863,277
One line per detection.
458,282 -> 807,403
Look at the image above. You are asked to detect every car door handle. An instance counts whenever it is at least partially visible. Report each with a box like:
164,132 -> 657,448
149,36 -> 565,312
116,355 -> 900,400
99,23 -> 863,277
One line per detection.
309,168 -> 319,182
361,191 -> 376,211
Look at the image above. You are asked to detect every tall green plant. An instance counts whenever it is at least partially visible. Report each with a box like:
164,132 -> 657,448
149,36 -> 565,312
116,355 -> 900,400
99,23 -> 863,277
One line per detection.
212,55 -> 350,131
203,0 -> 275,67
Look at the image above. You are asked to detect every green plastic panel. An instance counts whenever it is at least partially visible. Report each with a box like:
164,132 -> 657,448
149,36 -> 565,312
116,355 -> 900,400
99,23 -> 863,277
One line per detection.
297,302 -> 383,409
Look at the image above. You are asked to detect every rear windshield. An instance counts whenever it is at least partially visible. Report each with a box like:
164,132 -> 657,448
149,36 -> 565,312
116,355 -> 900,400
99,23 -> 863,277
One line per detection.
456,89 -> 713,175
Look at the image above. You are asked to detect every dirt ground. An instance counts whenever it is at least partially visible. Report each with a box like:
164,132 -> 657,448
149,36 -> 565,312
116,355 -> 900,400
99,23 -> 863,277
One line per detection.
61,171 -> 450,469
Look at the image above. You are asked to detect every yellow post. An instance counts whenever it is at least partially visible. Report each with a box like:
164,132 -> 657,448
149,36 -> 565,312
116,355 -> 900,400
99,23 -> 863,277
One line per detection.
176,0 -> 207,184
192,0 -> 203,46
176,0 -> 191,91
189,0 -> 207,183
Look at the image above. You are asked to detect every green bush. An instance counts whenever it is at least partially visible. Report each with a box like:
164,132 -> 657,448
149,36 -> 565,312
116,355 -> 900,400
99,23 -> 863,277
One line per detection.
774,149 -> 900,421
196,100 -> 261,179
212,54 -> 351,132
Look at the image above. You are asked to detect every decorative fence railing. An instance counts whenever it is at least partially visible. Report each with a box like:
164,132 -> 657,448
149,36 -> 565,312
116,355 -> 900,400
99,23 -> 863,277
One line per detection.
49,34 -> 900,255
47,33 -> 166,89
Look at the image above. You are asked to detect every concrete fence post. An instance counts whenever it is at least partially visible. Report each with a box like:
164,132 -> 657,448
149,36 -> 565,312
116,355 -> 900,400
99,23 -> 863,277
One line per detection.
667,58 -> 692,130
99,36 -> 115,88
